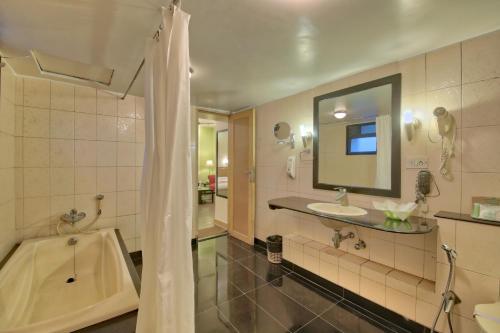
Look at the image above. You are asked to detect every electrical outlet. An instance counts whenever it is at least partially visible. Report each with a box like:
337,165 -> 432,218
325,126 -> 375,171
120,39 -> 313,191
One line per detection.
406,157 -> 428,169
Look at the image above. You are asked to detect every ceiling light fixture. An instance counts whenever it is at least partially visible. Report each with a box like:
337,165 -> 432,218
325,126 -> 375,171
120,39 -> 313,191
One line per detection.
333,109 -> 347,119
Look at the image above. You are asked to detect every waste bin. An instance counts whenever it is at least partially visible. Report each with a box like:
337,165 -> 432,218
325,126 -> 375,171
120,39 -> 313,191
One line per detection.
266,235 -> 282,264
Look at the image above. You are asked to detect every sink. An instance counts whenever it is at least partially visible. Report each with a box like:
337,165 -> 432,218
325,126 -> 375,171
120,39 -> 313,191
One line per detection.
307,202 -> 368,217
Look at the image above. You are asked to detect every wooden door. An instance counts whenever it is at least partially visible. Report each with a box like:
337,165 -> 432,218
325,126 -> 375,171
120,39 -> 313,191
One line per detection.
228,109 -> 255,244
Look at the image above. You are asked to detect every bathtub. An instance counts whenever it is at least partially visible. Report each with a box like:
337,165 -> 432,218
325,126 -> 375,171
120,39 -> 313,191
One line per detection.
0,229 -> 139,333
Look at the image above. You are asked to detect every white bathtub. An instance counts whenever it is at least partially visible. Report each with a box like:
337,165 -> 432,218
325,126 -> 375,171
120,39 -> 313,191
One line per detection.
0,229 -> 139,333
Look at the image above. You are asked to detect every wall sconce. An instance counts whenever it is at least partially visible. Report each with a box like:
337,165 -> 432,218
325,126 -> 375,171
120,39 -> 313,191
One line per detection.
300,125 -> 313,148
404,110 -> 420,141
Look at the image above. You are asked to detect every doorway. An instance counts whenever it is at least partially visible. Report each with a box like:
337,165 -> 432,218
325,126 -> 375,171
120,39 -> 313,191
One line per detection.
196,111 -> 229,240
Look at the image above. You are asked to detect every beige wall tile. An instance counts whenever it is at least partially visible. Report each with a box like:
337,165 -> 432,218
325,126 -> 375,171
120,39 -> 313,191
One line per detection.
97,90 -> 117,116
117,215 -> 136,239
23,168 -> 50,197
0,169 -> 15,204
426,44 -> 461,91
23,196 -> 50,228
360,277 -> 385,306
50,110 -> 74,139
50,139 -> 74,167
23,107 -> 50,138
462,30 -> 500,83
75,113 -> 97,140
117,117 -> 135,142
437,218 -> 456,264
24,78 -> 50,108
50,81 -> 74,111
456,222 -> 500,278
462,78 -> 500,128
97,167 -> 117,193
75,140 -> 97,166
395,244 -> 425,278
360,261 -> 392,284
303,253 -> 320,274
75,86 -> 96,114
386,287 -> 416,320
23,138 -> 49,167
339,267 -> 360,293
97,115 -> 117,141
97,141 -> 117,167
117,167 -> 136,192
118,95 -> 135,118
339,253 -> 367,274
462,126 -> 500,173
100,192 -> 117,218
117,191 -> 135,216
135,97 -> 145,119
417,279 -> 440,305
369,236 -> 395,267
135,143 -> 144,167
423,251 -> 436,281
454,267 -> 499,319
461,173 -> 500,213
75,167 -> 97,194
117,142 -> 136,166
50,167 -> 74,196
399,55 -> 426,96
319,259 -> 339,283
416,300 -> 444,330
50,195 -> 74,224
386,270 -> 422,297
135,119 -> 145,143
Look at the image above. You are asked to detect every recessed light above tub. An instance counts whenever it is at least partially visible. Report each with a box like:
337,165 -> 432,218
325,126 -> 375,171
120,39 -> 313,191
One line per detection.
31,50 -> 114,86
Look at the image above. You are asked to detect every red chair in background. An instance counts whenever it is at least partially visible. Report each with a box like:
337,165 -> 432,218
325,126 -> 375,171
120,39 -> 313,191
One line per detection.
208,175 -> 216,192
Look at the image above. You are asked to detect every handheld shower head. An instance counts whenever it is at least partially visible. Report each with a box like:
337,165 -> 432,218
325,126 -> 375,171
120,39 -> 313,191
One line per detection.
441,244 -> 457,264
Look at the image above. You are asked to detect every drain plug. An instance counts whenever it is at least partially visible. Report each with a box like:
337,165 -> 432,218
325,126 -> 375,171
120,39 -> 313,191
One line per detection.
66,277 -> 75,283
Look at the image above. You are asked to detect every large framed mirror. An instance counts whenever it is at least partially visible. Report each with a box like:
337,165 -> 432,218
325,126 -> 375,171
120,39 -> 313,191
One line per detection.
216,129 -> 229,198
313,74 -> 401,197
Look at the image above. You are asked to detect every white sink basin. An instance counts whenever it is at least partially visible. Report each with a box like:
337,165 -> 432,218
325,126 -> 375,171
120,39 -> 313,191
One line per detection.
307,202 -> 368,216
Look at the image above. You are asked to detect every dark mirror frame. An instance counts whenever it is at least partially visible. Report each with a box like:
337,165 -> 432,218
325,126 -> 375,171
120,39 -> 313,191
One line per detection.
313,73 -> 402,198
216,129 -> 228,198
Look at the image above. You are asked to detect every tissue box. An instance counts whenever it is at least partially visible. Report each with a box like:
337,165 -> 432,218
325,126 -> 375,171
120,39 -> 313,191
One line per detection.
471,197 -> 500,222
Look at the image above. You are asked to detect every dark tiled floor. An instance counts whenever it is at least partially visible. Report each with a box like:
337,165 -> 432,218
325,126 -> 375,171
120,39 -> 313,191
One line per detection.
194,236 -> 403,333
88,235 -> 407,332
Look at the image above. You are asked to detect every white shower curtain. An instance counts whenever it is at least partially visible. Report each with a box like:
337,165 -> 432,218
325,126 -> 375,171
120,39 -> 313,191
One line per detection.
136,6 -> 194,333
375,115 -> 391,189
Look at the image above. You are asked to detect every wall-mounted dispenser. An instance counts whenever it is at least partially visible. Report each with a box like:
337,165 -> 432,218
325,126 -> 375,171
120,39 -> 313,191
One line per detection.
287,155 -> 296,179
403,109 -> 420,141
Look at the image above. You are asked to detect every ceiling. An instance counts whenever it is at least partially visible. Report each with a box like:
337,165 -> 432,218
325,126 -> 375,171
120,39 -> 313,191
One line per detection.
2,0 -> 500,111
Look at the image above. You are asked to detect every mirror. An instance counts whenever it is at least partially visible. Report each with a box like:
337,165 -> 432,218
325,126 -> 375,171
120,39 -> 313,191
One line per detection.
216,129 -> 228,198
313,74 -> 401,197
273,122 -> 291,140
273,121 -> 295,148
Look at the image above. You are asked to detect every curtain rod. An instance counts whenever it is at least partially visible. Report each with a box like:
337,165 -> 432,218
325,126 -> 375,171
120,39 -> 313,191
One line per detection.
120,0 -> 181,100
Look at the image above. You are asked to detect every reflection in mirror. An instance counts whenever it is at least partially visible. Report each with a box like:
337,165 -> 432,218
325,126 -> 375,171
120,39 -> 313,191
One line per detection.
313,74 -> 401,197
216,130 -> 228,198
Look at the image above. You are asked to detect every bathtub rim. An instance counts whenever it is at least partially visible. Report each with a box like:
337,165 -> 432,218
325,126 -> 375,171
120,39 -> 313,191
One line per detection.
0,228 -> 141,332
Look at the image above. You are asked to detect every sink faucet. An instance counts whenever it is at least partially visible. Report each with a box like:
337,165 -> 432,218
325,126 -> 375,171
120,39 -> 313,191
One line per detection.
334,187 -> 348,206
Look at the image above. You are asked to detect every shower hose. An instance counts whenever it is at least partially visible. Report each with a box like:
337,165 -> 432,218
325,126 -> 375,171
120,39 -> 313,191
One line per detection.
430,245 -> 456,333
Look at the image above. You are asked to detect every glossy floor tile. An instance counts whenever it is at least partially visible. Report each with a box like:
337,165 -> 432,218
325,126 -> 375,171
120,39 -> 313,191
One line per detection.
89,235 -> 411,332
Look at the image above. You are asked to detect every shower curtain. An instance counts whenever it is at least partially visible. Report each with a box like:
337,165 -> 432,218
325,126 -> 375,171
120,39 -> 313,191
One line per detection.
375,115 -> 391,189
136,6 -> 194,333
